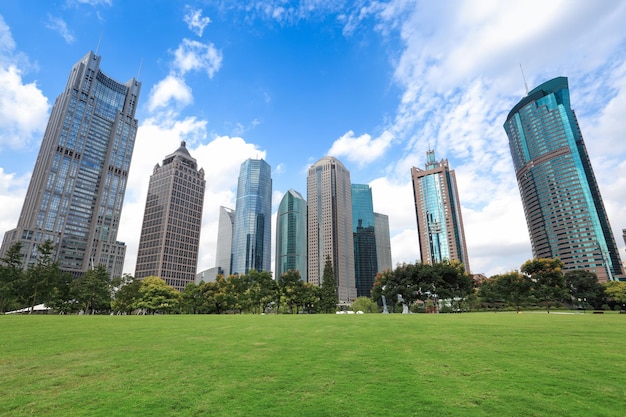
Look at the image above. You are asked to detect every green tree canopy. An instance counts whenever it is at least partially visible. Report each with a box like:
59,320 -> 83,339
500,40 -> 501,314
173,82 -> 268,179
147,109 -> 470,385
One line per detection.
521,258 -> 567,312
71,264 -> 111,314
0,242 -> 24,312
136,276 -> 180,314
319,256 -> 338,313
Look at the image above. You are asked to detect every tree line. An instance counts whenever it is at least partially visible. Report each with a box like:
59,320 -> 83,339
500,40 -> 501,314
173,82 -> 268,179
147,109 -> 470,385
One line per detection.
2,240 -> 625,314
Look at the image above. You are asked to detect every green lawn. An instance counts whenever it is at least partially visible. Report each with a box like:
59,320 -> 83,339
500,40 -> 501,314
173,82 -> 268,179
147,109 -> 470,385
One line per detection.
1,313 -> 624,416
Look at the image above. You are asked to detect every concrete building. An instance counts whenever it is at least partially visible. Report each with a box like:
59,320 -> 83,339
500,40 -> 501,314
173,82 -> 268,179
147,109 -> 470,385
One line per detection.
307,156 -> 357,303
374,212 -> 393,273
504,77 -> 624,282
275,189 -> 307,281
215,206 -> 235,277
135,142 -> 205,291
231,159 -> 272,275
0,51 -> 141,278
411,150 -> 470,273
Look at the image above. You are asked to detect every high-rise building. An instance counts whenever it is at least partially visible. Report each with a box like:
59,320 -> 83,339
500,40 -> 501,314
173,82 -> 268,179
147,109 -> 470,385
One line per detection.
231,159 -> 272,275
215,206 -> 235,277
0,51 -> 141,278
411,150 -> 470,273
352,184 -> 378,297
307,156 -> 357,303
135,142 -> 205,291
504,76 -> 624,281
275,189 -> 307,281
374,212 -> 392,273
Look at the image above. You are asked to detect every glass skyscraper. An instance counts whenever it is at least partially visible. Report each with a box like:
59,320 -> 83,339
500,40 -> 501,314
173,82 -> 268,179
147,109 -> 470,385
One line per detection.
0,51 -> 141,278
352,184 -> 378,297
504,76 -> 624,281
231,159 -> 272,275
135,142 -> 205,291
411,150 -> 470,273
275,189 -> 307,281
307,156 -> 357,304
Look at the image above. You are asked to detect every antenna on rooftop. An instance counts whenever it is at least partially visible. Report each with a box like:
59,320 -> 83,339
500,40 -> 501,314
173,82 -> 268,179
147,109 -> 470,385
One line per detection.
95,31 -> 103,55
520,64 -> 529,95
137,57 -> 143,81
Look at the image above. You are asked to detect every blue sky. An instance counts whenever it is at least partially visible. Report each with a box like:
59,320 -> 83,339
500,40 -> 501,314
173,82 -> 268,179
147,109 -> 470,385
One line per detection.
1,0 -> 625,277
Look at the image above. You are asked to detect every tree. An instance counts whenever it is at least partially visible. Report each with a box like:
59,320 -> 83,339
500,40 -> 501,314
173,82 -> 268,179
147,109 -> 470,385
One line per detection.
247,269 -> 278,314
350,296 -> 379,313
181,283 -> 204,314
497,271 -> 531,312
521,258 -> 567,312
278,270 -> 304,314
23,240 -> 67,313
0,242 -> 24,313
319,256 -> 339,313
603,281 -> 626,311
111,275 -> 142,314
476,277 -> 506,311
136,276 -> 180,314
564,270 -> 604,310
71,264 -> 111,314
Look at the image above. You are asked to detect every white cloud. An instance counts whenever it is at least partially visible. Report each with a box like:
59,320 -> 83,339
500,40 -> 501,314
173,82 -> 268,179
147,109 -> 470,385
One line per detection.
45,15 -> 75,43
184,6 -> 212,37
0,167 -> 30,235
173,38 -> 223,78
328,130 -> 393,167
146,74 -> 193,112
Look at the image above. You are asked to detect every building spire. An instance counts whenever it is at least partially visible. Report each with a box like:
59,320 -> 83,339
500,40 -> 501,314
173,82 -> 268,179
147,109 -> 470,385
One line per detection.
520,64 -> 529,95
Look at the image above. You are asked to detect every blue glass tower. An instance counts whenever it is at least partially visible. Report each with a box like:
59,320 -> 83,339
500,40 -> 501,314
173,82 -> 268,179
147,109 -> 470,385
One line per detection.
0,51 -> 140,278
231,159 -> 272,275
411,150 -> 470,272
351,184 -> 378,297
275,189 -> 307,281
504,76 -> 624,281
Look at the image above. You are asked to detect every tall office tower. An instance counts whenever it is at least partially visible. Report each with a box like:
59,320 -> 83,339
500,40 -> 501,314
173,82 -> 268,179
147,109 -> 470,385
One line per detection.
351,184 -> 378,297
275,189 -> 307,281
374,212 -> 392,273
0,51 -> 140,278
307,157 -> 357,303
411,150 -> 470,273
231,159 -> 272,275
135,142 -> 205,291
215,206 -> 235,277
504,76 -> 624,282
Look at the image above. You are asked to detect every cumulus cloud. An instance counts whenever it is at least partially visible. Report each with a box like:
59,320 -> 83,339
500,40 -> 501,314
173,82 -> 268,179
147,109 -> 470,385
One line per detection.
147,74 -> 193,112
173,38 -> 223,78
328,130 -> 393,167
45,15 -> 75,43
0,167 -> 30,235
184,6 -> 211,37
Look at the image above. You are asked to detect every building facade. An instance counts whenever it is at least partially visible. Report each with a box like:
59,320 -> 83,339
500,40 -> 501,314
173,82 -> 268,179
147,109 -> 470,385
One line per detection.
352,184 -> 378,297
215,206 -> 235,277
275,189 -> 307,281
231,159 -> 272,275
411,150 -> 470,273
0,51 -> 141,278
135,142 -> 205,291
307,156 -> 357,303
504,76 -> 624,282
374,212 -> 393,273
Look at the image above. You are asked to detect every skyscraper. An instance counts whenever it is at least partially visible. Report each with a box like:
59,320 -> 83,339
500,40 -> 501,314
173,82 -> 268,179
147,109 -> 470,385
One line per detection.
374,212 -> 392,273
275,189 -> 307,281
231,159 -> 272,275
135,142 -> 205,291
352,184 -> 378,297
504,76 -> 624,282
0,51 -> 141,278
215,206 -> 235,277
307,156 -> 357,303
411,150 -> 470,273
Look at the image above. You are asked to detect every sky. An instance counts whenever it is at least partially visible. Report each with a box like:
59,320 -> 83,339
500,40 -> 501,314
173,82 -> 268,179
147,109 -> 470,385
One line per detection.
1,0 -> 625,278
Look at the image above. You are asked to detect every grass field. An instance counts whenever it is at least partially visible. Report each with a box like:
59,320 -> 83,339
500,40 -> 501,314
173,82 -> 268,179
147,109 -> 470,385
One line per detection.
1,312 -> 624,416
